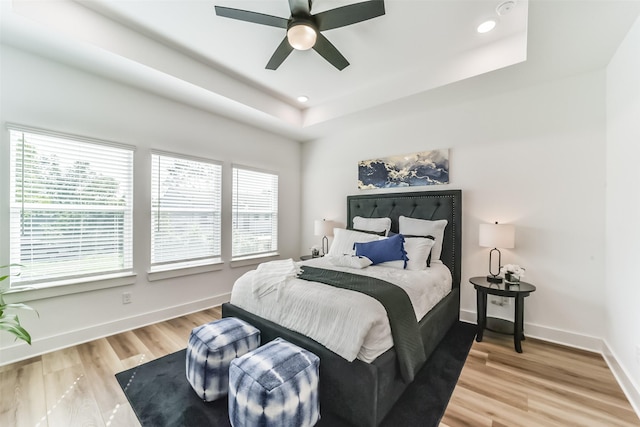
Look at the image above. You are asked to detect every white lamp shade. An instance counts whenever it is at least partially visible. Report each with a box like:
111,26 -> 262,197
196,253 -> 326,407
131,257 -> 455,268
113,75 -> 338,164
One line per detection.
479,223 -> 515,249
314,219 -> 333,237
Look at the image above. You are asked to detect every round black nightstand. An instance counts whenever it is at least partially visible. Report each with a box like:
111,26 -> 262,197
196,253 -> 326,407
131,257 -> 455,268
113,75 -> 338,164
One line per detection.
300,255 -> 314,261
470,276 -> 536,353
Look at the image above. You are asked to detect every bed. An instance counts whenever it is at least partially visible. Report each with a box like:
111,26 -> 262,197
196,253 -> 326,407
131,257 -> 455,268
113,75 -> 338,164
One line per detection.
222,189 -> 462,427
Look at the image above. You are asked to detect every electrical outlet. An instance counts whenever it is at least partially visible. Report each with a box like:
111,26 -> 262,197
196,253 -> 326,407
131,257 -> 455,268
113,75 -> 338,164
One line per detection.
122,292 -> 132,304
490,296 -> 505,306
490,296 -> 511,306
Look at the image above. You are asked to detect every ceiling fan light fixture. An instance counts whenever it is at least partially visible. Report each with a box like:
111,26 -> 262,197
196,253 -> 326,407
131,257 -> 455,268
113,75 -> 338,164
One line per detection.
216,0 -> 385,70
287,22 -> 317,50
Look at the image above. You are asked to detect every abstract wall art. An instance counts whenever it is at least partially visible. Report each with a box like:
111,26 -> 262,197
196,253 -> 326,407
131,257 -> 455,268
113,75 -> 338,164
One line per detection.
358,149 -> 449,189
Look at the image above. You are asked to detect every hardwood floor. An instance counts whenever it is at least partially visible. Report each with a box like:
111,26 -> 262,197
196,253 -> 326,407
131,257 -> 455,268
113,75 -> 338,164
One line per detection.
0,307 -> 221,427
442,331 -> 639,427
1,307 -> 638,427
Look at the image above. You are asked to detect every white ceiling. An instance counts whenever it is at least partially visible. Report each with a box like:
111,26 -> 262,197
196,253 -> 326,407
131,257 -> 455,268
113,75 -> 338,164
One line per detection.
2,0 -> 640,141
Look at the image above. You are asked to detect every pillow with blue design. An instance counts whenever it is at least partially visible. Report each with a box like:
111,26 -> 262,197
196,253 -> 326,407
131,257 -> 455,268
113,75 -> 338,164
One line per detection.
354,233 -> 408,267
354,233 -> 436,270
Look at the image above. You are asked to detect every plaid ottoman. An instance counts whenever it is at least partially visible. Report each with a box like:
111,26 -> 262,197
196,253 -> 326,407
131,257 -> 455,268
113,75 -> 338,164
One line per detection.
186,317 -> 260,402
228,337 -> 320,427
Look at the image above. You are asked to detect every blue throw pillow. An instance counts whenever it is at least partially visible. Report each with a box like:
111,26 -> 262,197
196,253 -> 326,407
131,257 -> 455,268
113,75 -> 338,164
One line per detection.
354,234 -> 408,267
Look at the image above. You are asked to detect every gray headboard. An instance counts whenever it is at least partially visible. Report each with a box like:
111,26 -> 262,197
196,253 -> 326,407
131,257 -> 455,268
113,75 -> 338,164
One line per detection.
347,190 -> 462,289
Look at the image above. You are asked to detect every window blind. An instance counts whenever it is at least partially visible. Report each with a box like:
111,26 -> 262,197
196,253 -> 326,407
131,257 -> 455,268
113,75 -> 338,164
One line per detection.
8,128 -> 134,285
151,153 -> 221,267
232,167 -> 278,258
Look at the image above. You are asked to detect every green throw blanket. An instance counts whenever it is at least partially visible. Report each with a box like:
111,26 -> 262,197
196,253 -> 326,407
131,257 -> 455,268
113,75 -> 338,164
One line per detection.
297,266 -> 426,382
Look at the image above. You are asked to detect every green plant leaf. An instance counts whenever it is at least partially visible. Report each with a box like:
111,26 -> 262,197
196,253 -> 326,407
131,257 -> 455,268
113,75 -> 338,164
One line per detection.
2,313 -> 19,322
0,313 -> 32,344
0,264 -> 33,344
1,302 -> 39,317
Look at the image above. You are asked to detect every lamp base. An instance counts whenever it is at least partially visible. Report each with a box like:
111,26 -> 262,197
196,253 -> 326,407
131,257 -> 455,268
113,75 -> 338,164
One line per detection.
321,236 -> 329,256
487,275 -> 503,283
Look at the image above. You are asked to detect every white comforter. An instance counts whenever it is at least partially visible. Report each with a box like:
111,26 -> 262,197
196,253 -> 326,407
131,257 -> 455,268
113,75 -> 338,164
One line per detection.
229,257 -> 452,363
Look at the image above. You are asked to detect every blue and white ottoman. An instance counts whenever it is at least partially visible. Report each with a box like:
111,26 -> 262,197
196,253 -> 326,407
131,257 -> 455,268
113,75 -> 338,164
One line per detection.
228,337 -> 320,427
186,317 -> 260,402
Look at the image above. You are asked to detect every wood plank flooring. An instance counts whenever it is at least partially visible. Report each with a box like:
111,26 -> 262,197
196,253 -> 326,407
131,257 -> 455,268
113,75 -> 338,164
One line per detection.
0,307 -> 638,427
442,331 -> 639,427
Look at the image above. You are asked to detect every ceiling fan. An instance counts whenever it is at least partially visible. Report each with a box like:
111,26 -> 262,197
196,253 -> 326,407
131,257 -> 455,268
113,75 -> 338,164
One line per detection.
214,0 -> 385,70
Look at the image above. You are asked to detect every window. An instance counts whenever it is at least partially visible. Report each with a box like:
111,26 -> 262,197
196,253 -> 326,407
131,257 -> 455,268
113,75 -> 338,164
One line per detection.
8,126 -> 134,287
232,166 -> 278,258
151,153 -> 221,270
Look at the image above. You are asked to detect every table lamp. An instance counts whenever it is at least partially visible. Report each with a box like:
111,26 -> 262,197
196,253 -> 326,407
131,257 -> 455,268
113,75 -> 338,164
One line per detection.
479,222 -> 515,283
314,219 -> 333,256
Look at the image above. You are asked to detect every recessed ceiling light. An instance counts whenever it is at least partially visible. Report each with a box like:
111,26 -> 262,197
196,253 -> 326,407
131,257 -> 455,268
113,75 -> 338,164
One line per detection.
477,19 -> 497,33
297,95 -> 309,103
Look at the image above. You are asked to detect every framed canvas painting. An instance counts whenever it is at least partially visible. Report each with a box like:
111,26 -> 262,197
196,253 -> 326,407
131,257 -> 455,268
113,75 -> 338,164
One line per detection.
358,149 -> 449,189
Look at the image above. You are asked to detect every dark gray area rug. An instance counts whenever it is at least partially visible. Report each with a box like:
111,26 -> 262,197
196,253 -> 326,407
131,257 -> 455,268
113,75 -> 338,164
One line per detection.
115,321 -> 476,427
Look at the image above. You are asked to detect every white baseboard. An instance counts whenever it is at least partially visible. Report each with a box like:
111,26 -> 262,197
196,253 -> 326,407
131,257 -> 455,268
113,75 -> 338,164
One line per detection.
459,308 -> 478,325
460,308 -> 602,352
460,308 -> 640,420
602,340 -> 640,417
0,292 -> 231,366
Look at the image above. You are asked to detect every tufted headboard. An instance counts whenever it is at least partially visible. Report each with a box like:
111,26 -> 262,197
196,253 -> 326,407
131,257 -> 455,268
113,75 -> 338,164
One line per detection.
347,190 -> 462,289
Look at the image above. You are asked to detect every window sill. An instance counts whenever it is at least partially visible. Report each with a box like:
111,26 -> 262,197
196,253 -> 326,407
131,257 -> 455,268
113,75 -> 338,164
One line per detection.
5,272 -> 137,303
147,259 -> 224,282
230,253 -> 279,268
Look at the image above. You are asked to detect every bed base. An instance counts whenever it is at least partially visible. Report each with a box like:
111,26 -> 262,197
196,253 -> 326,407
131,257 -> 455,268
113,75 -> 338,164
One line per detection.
224,189 -> 462,426
222,287 -> 459,427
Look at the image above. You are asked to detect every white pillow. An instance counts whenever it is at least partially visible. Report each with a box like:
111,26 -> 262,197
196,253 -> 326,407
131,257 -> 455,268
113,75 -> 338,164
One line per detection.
399,216 -> 448,260
378,237 -> 435,270
404,237 -> 436,270
326,255 -> 373,269
328,228 -> 380,256
352,216 -> 392,236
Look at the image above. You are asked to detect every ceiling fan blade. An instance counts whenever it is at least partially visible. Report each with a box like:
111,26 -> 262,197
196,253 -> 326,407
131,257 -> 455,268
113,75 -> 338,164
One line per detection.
288,0 -> 311,16
316,0 -> 385,31
266,37 -> 295,70
313,33 -> 349,70
215,6 -> 288,28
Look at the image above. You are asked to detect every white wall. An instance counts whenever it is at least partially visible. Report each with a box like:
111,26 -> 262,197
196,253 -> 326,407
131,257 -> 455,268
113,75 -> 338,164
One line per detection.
0,45 -> 301,364
605,15 -> 640,412
301,70 -> 608,350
